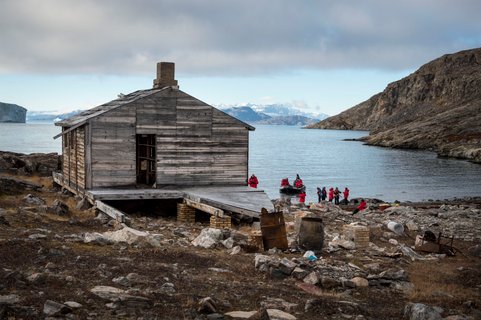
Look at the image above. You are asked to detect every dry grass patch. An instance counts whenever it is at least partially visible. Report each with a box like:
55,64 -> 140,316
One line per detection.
407,257 -> 481,309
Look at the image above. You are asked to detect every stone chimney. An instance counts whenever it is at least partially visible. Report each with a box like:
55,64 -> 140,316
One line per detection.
153,62 -> 178,89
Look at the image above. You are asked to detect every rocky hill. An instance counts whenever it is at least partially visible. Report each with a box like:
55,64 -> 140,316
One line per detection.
0,102 -> 27,123
307,48 -> 481,163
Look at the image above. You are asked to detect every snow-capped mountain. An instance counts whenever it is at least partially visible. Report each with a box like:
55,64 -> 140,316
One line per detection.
217,103 -> 329,125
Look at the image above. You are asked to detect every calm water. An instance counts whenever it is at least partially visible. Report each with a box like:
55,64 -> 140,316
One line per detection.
1,123 -> 481,202
0,123 -> 61,154
249,125 -> 481,203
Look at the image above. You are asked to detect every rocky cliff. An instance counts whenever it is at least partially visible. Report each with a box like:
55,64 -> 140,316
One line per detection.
0,102 -> 27,123
307,48 -> 481,163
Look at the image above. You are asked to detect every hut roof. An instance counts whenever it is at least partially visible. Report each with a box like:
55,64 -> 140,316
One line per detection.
54,87 -> 254,139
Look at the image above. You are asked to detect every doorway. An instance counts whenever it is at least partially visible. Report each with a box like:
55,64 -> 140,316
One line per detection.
136,134 -> 156,186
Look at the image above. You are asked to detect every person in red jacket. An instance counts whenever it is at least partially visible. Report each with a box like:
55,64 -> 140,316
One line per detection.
343,187 -> 350,202
248,174 -> 259,188
328,187 -> 334,202
280,178 -> 290,187
294,174 -> 303,188
352,199 -> 367,215
299,191 -> 306,205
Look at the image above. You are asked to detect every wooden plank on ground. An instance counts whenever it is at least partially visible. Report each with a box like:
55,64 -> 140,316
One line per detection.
96,200 -> 125,223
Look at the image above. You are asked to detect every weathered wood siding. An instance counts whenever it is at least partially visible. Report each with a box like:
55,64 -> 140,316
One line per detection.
90,107 -> 136,188
81,88 -> 249,189
62,126 -> 86,191
137,90 -> 249,186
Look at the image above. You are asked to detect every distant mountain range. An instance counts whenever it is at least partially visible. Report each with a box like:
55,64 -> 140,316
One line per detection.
218,103 -> 329,125
26,110 -> 83,122
25,103 -> 329,126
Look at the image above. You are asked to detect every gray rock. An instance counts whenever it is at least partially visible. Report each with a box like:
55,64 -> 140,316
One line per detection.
159,282 -> 176,294
278,258 -> 297,275
64,301 -> 82,309
404,303 -> 443,320
222,237 -> 235,249
254,254 -> 272,270
379,269 -> 408,281
291,267 -> 309,280
230,245 -> 242,255
198,297 -> 217,314
48,199 -> 69,216
303,272 -> 320,285
192,228 -> 224,248
260,297 -> 298,312
83,232 -> 112,245
27,272 -> 47,284
76,197 -> 92,211
118,294 -> 151,308
270,268 -> 288,279
266,309 -> 297,320
28,233 -> 47,240
23,194 -> 46,205
405,220 -> 419,231
90,286 -> 126,301
0,294 -> 20,305
43,300 -> 72,316
90,285 -> 151,307
224,310 -> 257,319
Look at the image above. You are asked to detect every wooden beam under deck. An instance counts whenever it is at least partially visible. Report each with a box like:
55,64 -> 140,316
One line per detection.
184,198 -> 224,217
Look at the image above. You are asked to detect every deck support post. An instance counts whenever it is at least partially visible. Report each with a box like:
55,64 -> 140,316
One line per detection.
177,203 -> 196,223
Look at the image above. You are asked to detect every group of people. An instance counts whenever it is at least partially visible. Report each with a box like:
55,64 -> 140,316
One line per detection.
248,173 -> 366,214
316,186 -> 350,205
280,174 -> 304,189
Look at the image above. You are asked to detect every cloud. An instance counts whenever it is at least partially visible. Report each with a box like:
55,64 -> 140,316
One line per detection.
0,0 -> 480,76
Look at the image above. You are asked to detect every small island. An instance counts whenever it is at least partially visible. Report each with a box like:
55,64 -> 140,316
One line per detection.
0,102 -> 27,123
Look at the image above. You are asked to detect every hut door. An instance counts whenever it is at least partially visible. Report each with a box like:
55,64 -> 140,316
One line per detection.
136,134 -> 156,186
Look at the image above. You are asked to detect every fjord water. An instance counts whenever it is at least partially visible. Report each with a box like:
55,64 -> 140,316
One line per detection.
249,125 -> 481,203
1,123 -> 481,203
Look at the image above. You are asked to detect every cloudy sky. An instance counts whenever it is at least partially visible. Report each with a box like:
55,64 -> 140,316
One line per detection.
1,0 -> 480,115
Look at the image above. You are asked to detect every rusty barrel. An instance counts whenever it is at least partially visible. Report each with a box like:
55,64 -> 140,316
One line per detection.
260,210 -> 288,251
298,216 -> 324,251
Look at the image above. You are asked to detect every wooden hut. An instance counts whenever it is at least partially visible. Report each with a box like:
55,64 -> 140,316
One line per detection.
54,62 -> 255,195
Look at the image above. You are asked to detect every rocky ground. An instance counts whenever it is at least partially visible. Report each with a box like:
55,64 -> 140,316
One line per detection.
1,153 -> 481,319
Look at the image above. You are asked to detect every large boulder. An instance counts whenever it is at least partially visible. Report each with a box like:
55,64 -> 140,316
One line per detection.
0,151 -> 60,176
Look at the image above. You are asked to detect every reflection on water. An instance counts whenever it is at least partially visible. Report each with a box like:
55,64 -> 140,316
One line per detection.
249,125 -> 481,203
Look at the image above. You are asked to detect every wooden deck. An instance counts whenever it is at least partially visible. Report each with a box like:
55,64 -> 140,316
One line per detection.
85,186 -> 273,218
54,173 -> 273,218
181,186 -> 274,218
